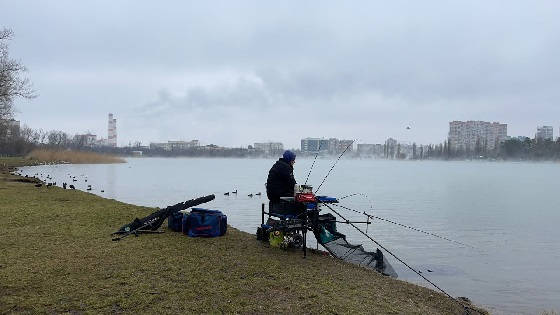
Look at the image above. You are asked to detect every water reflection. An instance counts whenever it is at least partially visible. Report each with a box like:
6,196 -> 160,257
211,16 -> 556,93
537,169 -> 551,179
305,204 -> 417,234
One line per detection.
106,163 -> 116,199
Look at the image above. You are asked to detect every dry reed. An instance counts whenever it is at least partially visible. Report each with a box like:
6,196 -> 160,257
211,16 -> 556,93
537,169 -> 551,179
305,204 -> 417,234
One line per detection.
26,149 -> 125,164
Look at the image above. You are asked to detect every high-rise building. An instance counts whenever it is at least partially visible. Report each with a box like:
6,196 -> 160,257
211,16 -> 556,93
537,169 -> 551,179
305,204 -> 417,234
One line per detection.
336,140 -> 354,153
327,138 -> 339,154
448,121 -> 507,151
536,126 -> 553,141
254,142 -> 284,155
150,140 -> 199,151
108,113 -> 117,147
74,133 -> 97,147
301,138 -> 329,153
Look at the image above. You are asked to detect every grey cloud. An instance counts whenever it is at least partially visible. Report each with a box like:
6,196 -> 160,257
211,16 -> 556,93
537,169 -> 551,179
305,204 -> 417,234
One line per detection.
137,77 -> 271,117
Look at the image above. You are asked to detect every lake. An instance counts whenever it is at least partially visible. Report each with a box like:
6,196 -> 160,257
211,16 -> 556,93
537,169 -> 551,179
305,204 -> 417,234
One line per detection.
17,158 -> 560,314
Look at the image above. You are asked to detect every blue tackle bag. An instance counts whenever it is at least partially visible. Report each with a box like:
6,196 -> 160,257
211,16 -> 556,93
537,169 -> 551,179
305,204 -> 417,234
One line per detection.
167,211 -> 184,232
182,208 -> 227,237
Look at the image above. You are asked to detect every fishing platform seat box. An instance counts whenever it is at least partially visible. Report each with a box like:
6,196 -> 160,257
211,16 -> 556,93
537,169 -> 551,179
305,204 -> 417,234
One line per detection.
167,211 -> 183,232
182,208 -> 227,237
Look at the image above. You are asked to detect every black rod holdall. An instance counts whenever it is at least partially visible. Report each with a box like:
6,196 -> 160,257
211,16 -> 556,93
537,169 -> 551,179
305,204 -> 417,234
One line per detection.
111,194 -> 215,241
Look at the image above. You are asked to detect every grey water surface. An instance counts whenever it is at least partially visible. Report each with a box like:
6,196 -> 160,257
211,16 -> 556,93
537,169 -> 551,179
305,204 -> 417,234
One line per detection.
17,158 -> 560,314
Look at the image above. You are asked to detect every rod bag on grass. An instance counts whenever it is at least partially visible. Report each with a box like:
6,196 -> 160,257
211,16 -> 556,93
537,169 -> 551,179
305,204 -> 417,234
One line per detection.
168,211 -> 183,232
113,194 -> 215,235
182,208 -> 227,237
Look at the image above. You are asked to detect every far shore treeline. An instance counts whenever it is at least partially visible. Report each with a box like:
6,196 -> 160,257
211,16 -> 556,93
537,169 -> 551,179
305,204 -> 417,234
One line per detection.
26,149 -> 125,164
2,125 -> 560,161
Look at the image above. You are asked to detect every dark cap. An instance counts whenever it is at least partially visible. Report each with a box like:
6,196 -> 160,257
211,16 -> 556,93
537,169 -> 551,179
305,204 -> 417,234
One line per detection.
282,150 -> 296,162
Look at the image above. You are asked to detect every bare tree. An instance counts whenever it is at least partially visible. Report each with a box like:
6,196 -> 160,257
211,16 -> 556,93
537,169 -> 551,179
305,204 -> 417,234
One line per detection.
46,130 -> 72,147
19,125 -> 36,143
1,27 -> 36,123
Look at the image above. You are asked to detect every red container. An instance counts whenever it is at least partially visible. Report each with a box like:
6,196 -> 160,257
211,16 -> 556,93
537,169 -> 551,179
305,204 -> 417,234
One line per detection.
296,193 -> 316,203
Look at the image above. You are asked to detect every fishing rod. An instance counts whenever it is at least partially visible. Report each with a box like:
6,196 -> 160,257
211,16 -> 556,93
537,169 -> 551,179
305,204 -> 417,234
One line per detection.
323,203 -> 480,315
333,203 -> 474,248
337,192 -> 376,234
339,193 -> 363,200
112,194 -> 215,242
314,139 -> 355,194
111,221 -> 164,241
304,140 -> 323,185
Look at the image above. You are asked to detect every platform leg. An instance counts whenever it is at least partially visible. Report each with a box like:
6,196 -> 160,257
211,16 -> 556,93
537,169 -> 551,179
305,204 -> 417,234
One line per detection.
303,229 -> 307,258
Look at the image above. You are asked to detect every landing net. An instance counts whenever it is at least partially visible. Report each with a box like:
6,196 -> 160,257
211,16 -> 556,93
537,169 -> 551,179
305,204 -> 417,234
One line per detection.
313,213 -> 397,278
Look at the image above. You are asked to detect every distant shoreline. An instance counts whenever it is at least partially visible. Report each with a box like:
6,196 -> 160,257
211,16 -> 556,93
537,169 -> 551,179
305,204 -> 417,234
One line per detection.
121,154 -> 560,163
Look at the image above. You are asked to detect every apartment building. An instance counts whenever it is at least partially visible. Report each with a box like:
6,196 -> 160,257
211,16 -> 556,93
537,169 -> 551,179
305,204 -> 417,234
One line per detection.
150,140 -> 200,151
301,138 -> 330,153
536,126 -> 553,141
254,142 -> 284,154
448,121 -> 507,151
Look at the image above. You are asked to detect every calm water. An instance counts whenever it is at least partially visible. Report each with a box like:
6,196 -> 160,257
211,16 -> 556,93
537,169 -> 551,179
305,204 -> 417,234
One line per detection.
17,158 -> 560,314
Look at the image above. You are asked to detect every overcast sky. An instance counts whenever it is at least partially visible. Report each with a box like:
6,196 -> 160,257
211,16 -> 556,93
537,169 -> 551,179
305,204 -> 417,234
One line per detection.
2,1 -> 560,148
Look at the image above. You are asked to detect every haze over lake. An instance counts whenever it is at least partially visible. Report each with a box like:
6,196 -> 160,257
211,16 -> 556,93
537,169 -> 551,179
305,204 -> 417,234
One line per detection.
18,158 -> 560,315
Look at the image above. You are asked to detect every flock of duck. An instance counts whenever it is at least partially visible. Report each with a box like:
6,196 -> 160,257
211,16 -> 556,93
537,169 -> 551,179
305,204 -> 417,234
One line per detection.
16,171 -> 104,193
224,190 -> 262,198
15,170 -> 257,199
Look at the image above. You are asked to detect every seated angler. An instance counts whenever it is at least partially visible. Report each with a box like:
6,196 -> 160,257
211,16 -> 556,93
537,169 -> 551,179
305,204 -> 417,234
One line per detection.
266,150 -> 304,216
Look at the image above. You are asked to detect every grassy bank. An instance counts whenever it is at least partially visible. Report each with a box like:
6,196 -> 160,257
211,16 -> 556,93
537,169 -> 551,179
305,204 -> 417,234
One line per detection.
0,156 -> 42,168
0,160 -> 486,314
26,149 -> 125,164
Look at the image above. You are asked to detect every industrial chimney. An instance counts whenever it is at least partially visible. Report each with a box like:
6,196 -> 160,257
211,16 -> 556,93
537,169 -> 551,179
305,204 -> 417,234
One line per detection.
108,113 -> 117,147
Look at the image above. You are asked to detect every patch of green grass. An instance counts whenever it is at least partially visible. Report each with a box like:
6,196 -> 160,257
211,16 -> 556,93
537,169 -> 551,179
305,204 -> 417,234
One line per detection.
0,156 -> 39,169
0,160 -> 487,314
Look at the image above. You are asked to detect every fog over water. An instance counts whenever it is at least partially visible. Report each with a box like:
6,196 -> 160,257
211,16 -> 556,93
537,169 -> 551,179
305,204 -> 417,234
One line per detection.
17,158 -> 560,314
